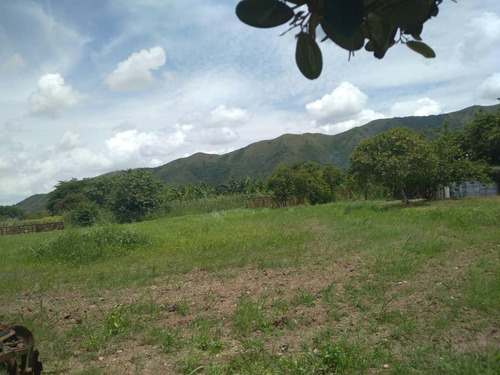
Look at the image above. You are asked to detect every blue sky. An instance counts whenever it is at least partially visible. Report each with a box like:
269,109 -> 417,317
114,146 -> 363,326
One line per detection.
1,0 -> 499,205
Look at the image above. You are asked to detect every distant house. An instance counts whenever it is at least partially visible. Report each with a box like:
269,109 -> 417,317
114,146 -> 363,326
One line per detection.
438,181 -> 498,199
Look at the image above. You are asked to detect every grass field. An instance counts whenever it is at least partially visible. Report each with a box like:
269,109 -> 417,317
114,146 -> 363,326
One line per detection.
1,197 -> 499,374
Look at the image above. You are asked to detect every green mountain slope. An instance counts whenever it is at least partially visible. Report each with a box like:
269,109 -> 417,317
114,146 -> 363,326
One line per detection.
151,104 -> 499,187
14,194 -> 49,214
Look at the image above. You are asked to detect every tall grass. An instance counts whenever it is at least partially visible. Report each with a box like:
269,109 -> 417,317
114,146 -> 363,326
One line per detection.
151,195 -> 247,219
23,224 -> 150,265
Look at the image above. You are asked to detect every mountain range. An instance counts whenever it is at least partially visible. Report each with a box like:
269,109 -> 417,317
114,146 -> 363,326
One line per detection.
16,103 -> 500,213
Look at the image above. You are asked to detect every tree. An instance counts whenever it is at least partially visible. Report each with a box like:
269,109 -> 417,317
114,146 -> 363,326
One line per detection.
53,193 -> 90,215
423,123 -> 491,199
109,169 -> 166,223
267,165 -> 296,205
349,127 -> 438,204
292,162 -> 332,204
236,0 -> 444,79
46,178 -> 87,214
0,205 -> 25,220
267,162 -> 334,205
65,201 -> 100,227
461,110 -> 500,165
322,163 -> 344,198
82,176 -> 115,207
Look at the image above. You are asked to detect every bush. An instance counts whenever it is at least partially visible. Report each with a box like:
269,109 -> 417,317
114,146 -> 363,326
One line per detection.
65,201 -> 100,227
25,225 -> 150,265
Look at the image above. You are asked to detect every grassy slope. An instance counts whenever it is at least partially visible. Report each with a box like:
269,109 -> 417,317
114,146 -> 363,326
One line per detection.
1,197 -> 499,374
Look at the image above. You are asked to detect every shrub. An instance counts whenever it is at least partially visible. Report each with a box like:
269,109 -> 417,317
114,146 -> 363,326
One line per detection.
26,225 -> 150,264
65,201 -> 100,227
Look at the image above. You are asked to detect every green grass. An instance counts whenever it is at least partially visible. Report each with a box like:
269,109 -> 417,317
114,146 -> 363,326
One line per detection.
1,196 -> 499,374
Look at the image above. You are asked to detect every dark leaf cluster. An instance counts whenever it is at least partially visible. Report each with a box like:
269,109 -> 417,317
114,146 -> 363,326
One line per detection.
236,0 -> 445,79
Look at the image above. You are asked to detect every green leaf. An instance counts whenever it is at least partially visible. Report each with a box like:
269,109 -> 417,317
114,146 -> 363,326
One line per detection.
402,23 -> 423,40
295,32 -> 323,79
321,20 -> 365,52
235,0 -> 294,29
322,0 -> 365,37
364,40 -> 374,52
376,0 -> 433,28
406,40 -> 436,58
365,14 -> 397,59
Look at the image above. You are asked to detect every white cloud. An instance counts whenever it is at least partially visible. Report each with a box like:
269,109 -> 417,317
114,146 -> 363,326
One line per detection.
305,82 -> 385,135
479,73 -> 500,100
180,104 -> 250,129
57,131 -> 81,151
63,148 -> 112,172
104,128 -> 185,169
29,74 -> 82,117
390,98 -> 442,117
208,105 -> 249,127
104,46 -> 166,91
5,118 -> 23,132
306,82 -> 368,124
464,12 -> 500,54
318,110 -> 386,135
106,130 -> 160,159
2,53 -> 26,70
0,157 -> 9,170
191,127 -> 239,145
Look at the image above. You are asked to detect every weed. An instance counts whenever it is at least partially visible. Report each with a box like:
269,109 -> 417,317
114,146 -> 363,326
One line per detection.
101,305 -> 130,336
24,225 -> 149,264
465,260 -> 500,313
189,316 -> 228,354
232,294 -> 273,336
293,290 -> 316,307
143,327 -> 183,353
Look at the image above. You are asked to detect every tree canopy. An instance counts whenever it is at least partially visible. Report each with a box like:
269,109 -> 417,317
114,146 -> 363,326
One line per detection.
236,0 -> 445,79
349,127 -> 439,204
348,125 -> 492,203
461,110 -> 500,166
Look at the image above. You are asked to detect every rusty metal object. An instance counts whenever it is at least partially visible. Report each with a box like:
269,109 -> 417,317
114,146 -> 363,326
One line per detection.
0,323 -> 42,375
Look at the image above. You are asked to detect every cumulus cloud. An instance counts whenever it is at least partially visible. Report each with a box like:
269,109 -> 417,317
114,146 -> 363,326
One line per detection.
179,104 -> 250,129
479,73 -> 500,99
306,82 -> 368,124
305,82 -> 384,135
390,98 -> 442,117
104,46 -> 166,91
57,131 -> 81,151
105,128 -> 185,168
318,110 -> 386,135
208,105 -> 249,127
29,73 -> 82,117
106,130 -> 160,159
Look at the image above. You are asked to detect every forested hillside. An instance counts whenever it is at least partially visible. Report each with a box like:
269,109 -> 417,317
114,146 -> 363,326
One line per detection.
150,104 -> 499,187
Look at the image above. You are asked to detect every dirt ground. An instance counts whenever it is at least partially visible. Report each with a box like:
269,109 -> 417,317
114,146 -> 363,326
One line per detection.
7,245 -> 499,374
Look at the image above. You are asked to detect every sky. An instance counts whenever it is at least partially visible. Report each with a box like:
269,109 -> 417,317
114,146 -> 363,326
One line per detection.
0,0 -> 499,205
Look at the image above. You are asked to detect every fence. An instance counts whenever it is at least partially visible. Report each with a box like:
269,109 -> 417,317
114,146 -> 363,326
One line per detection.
0,222 -> 65,236
437,181 -> 499,199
